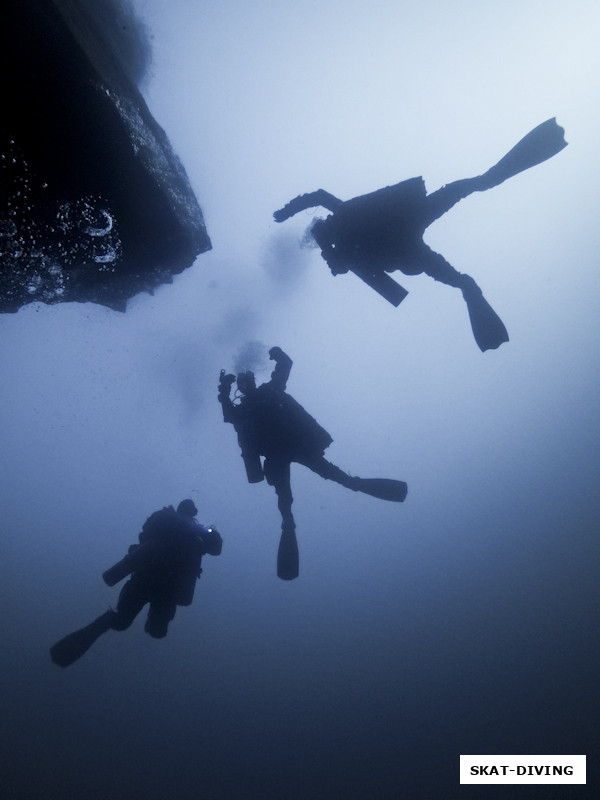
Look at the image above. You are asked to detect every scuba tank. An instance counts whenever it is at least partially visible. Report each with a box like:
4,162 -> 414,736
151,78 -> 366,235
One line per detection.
103,506 -> 178,585
236,429 -> 265,483
102,540 -> 160,586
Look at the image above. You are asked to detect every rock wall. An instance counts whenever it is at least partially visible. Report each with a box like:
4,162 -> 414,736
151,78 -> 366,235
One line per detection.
0,0 -> 211,312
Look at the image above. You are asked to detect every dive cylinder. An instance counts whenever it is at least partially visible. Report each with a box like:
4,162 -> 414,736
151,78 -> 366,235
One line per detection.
102,554 -> 134,586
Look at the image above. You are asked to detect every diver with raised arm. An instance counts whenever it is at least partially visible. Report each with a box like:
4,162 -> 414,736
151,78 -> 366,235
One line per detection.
218,346 -> 407,580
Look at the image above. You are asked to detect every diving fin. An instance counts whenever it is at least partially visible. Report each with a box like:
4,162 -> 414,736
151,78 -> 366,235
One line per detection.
353,477 -> 408,502
480,117 -> 567,190
277,522 -> 299,581
50,611 -> 113,668
461,281 -> 509,352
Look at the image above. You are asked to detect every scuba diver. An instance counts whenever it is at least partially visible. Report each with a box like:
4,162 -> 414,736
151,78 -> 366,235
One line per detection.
218,346 -> 407,581
50,500 -> 222,667
273,117 -> 567,352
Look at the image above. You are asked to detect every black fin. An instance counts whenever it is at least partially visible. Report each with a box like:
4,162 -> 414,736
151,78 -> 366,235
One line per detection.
462,285 -> 509,352
50,612 -> 113,668
480,118 -> 567,190
354,478 -> 408,502
277,522 -> 299,581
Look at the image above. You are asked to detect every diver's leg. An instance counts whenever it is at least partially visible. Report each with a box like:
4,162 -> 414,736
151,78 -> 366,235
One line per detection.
414,243 -> 474,290
298,454 -> 408,502
298,454 -> 358,489
422,177 -> 489,228
49,577 -> 149,668
110,577 -> 148,631
145,600 -> 177,639
416,244 -> 509,351
264,457 -> 295,530
263,457 -> 299,579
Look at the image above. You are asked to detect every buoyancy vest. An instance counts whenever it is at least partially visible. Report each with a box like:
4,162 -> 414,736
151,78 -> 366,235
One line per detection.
242,386 -> 333,457
135,507 -> 207,604
321,177 -> 429,272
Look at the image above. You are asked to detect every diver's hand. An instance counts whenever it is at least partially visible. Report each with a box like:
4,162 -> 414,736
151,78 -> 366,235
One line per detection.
269,346 -> 284,361
273,207 -> 290,223
219,370 -> 236,386
218,370 -> 236,403
321,248 -> 348,275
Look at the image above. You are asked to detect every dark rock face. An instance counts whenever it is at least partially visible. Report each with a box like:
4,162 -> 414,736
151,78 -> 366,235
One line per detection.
0,0 -> 211,312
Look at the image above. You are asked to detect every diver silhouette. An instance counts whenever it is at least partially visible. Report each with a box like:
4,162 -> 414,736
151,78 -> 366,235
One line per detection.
218,346 -> 407,580
274,117 -> 567,352
50,500 -> 222,667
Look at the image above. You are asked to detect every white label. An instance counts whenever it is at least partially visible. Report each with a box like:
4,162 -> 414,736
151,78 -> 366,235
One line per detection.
460,755 -> 586,784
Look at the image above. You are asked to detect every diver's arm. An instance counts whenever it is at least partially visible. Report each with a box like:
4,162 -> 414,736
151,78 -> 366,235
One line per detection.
273,189 -> 343,222
268,346 -> 292,390
218,371 -> 237,422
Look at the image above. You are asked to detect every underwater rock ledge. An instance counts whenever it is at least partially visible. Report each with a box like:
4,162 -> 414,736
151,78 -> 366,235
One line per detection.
0,0 -> 211,313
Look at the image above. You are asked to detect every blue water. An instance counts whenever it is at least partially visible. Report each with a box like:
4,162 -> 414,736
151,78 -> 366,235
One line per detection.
1,1 -> 599,798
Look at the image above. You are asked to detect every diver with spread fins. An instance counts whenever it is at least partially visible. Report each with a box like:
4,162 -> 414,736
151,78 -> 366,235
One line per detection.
218,346 -> 407,580
274,118 -> 567,351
